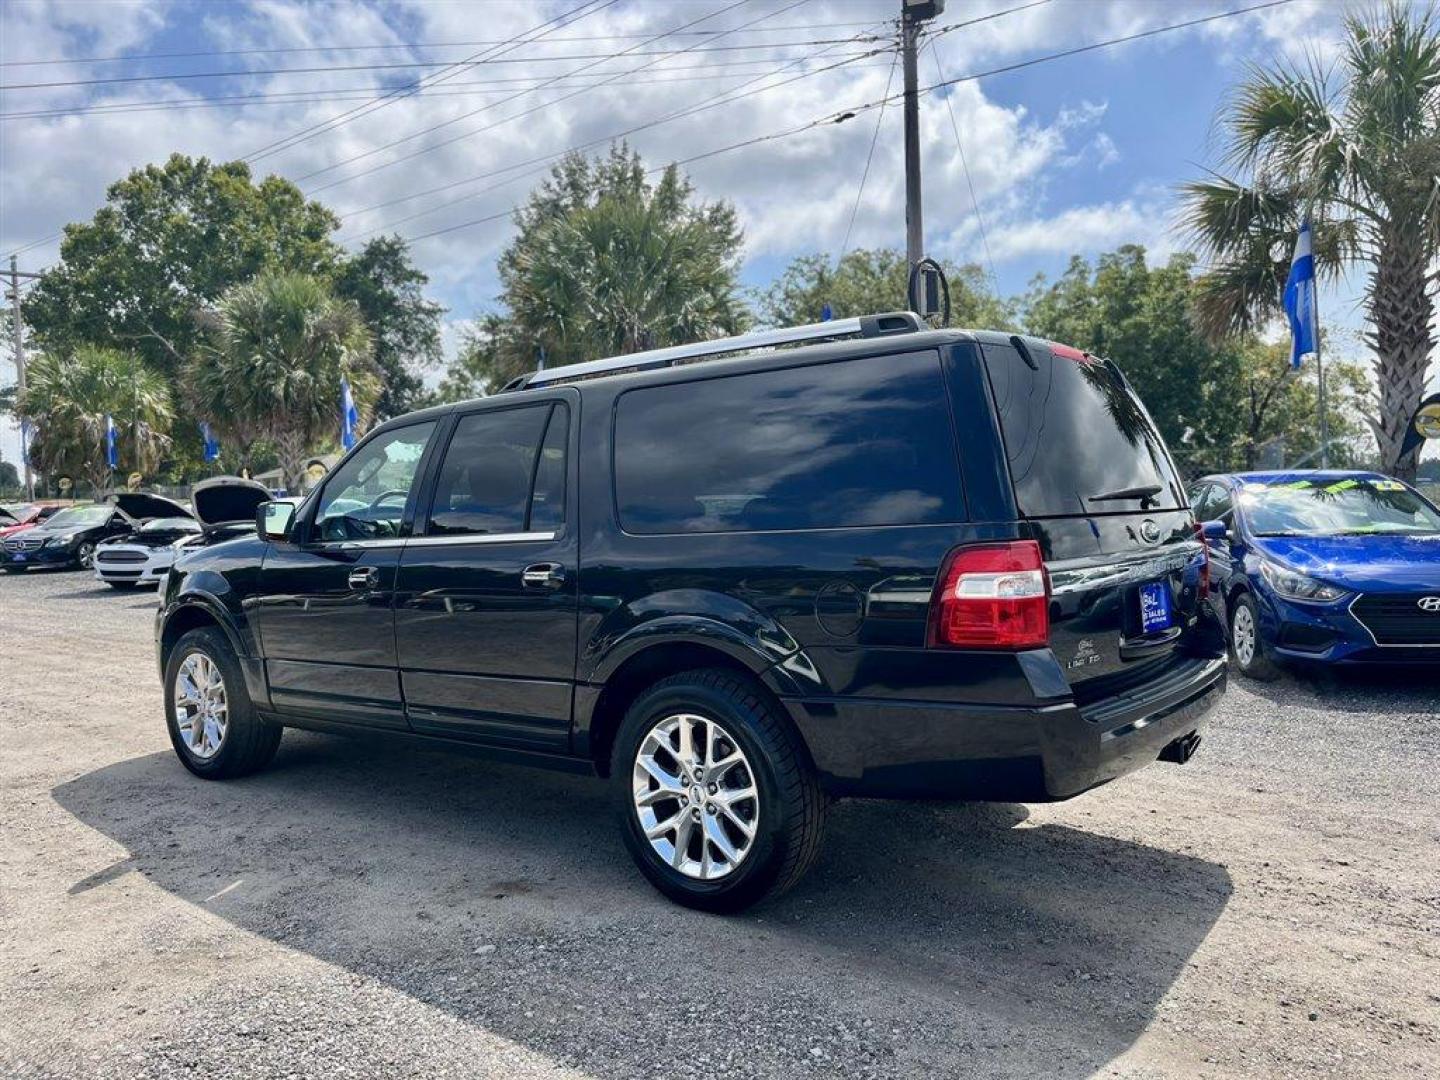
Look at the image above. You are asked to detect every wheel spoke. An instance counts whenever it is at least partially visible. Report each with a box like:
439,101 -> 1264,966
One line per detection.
675,717 -> 695,767
636,757 -> 684,795
671,815 -> 695,868
645,811 -> 684,840
703,814 -> 740,865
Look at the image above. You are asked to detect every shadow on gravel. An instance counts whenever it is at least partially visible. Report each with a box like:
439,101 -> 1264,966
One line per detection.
1234,663 -> 1440,710
55,735 -> 1231,1078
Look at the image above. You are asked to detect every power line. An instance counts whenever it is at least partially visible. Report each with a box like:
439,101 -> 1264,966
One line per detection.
839,48 -> 900,263
929,38 -> 999,293
0,22 -> 883,67
0,60 -> 887,122
298,0 -> 773,190
397,0 -> 1294,245
339,0 -> 1043,239
0,36 -> 882,91
242,0 -> 618,166
339,37 -> 891,242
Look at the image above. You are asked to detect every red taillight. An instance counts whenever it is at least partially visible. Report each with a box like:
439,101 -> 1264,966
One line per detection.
927,540 -> 1050,650
1193,521 -> 1211,601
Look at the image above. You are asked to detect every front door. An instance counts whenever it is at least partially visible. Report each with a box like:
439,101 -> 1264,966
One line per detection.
258,420 -> 438,729
394,394 -> 579,751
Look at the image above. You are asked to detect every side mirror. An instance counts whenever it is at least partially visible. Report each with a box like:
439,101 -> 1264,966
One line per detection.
1201,519 -> 1231,542
257,500 -> 295,542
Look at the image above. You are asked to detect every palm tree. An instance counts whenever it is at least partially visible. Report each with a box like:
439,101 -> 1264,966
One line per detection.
18,346 -> 173,496
510,183 -> 750,365
190,272 -> 377,490
1180,3 -> 1439,480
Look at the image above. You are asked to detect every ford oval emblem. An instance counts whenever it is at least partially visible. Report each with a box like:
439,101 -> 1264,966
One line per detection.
1140,519 -> 1162,544
1419,596 -> 1440,613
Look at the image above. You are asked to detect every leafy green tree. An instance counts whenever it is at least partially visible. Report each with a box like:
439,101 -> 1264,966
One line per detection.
443,144 -> 748,395
335,235 -> 445,419
1233,339 -> 1371,470
1021,246 -> 1250,476
1180,3 -> 1440,480
189,272 -> 377,490
0,461 -> 19,497
21,154 -> 341,475
18,346 -> 173,495
756,249 -> 1011,329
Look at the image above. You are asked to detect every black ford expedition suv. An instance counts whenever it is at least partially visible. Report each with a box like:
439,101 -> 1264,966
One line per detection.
157,312 -> 1226,911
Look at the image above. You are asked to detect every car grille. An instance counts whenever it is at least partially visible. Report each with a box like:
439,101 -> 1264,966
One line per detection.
97,549 -> 148,563
1350,593 -> 1440,646
4,536 -> 43,552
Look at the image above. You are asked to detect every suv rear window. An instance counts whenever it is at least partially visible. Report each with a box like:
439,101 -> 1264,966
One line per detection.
982,342 -> 1183,517
614,351 -> 962,534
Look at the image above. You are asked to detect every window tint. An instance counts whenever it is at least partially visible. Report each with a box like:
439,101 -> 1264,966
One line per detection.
1190,484 -> 1217,520
315,422 -> 436,542
1210,486 -> 1234,521
427,403 -> 565,536
529,404 -> 569,532
982,343 -> 1184,517
614,351 -> 962,534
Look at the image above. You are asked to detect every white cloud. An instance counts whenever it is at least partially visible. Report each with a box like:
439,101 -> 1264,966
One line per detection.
985,196 -> 1178,263
0,0 -> 1363,466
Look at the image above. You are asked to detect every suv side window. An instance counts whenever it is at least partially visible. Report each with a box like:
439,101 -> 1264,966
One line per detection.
313,422 -> 437,542
613,351 -> 962,534
426,402 -> 568,536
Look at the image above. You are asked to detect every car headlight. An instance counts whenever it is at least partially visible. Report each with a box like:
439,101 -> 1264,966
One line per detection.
1258,560 -> 1347,603
43,534 -> 76,548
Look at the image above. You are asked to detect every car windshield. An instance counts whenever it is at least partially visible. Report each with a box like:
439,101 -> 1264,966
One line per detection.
139,517 -> 197,533
1239,477 -> 1440,536
0,506 -> 18,525
44,505 -> 113,529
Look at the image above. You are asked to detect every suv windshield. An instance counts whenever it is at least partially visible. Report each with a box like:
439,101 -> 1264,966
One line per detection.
1239,477 -> 1440,536
44,505 -> 112,529
982,342 -> 1183,517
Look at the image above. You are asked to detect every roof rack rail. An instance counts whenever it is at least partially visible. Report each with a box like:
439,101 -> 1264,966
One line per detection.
515,311 -> 925,390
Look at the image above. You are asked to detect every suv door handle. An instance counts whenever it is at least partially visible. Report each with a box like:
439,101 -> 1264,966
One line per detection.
348,566 -> 379,590
521,563 -> 566,589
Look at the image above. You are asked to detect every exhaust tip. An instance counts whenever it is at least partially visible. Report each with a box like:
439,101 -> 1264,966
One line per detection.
1159,731 -> 1202,765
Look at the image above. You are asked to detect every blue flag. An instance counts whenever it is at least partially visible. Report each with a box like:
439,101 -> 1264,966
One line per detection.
199,421 -> 221,463
105,414 -> 118,469
1283,221 -> 1318,370
820,302 -> 834,322
340,377 -> 358,450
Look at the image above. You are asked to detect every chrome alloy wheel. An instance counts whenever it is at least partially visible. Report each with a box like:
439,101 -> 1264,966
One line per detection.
632,713 -> 759,881
174,652 -> 228,760
1233,604 -> 1257,667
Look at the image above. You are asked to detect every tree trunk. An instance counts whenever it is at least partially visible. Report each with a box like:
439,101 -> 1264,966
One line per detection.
1366,221 -> 1434,482
273,430 -> 308,495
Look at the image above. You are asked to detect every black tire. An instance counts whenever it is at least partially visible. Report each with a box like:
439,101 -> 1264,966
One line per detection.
163,627 -> 282,779
75,541 -> 96,570
107,581 -> 138,591
1,566 -> 22,574
612,669 -> 827,913
1229,591 -> 1280,681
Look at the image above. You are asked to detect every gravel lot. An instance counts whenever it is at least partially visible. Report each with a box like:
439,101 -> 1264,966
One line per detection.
1,568 -> 1437,1079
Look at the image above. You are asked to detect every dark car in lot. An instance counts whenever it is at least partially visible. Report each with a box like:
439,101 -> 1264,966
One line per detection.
157,313 -> 1226,910
3,493 -> 189,572
1190,470 -> 1440,678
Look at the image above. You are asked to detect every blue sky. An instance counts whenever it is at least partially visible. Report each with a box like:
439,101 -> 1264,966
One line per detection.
1,0 -> 1432,468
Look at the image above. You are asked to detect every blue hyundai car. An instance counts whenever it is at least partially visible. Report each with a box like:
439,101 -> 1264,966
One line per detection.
1189,471 -> 1440,678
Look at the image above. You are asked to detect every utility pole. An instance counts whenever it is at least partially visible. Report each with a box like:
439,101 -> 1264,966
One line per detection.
901,3 -> 924,269
7,255 -> 43,502
901,1 -> 945,301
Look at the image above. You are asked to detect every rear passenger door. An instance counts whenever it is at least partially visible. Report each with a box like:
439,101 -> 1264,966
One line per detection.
394,392 -> 579,750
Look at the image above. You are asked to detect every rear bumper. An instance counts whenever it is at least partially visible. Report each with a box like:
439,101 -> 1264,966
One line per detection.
785,655 -> 1226,801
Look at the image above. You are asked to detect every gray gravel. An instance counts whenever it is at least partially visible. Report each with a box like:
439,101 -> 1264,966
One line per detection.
1,568 -> 1437,1079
